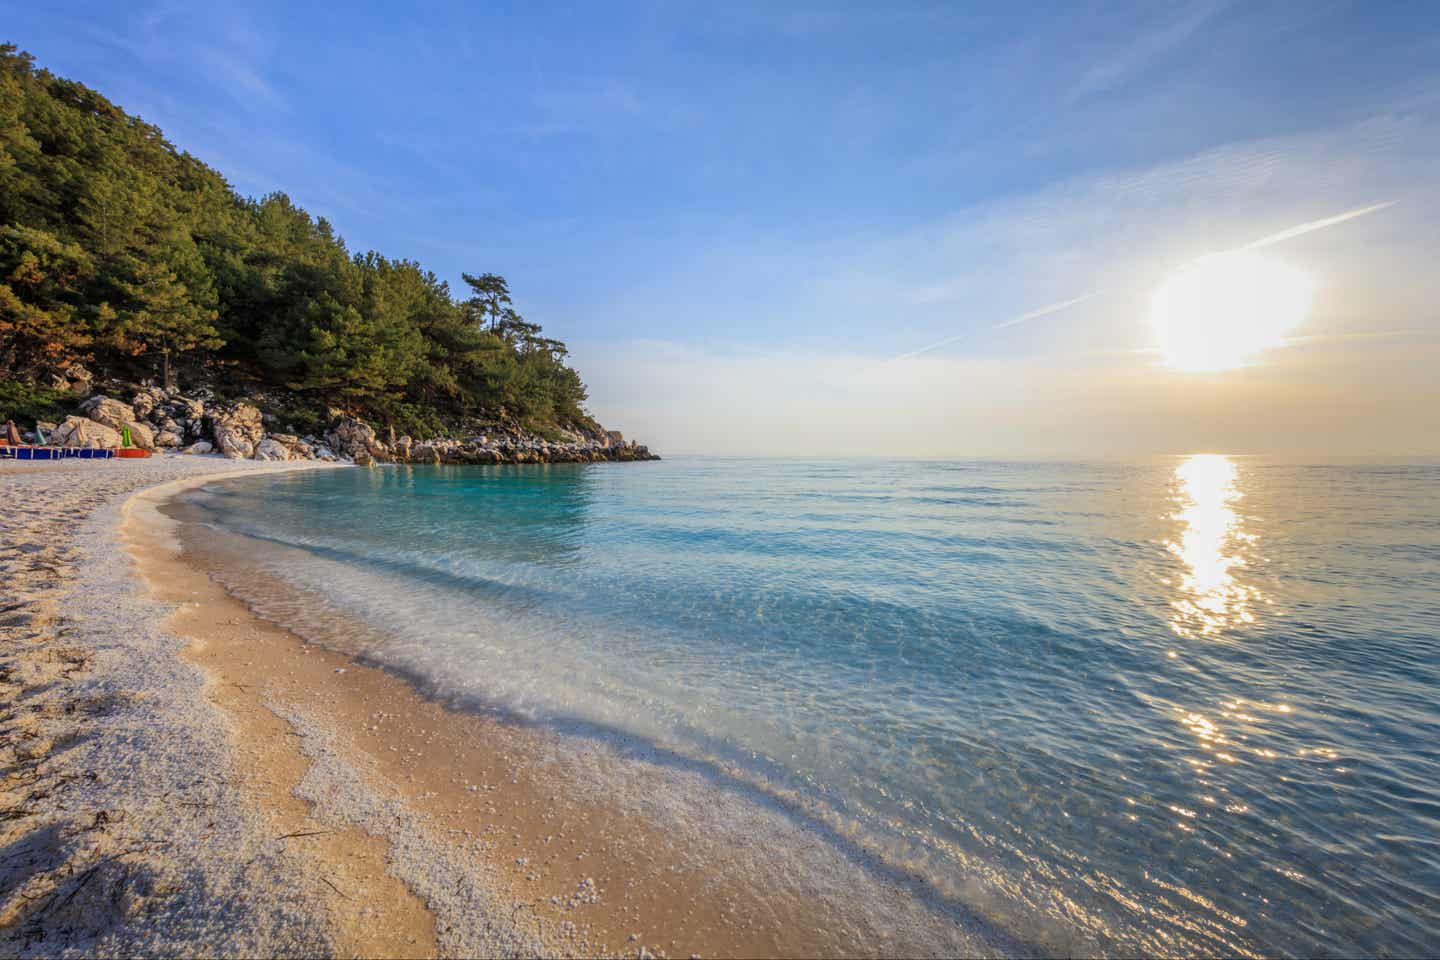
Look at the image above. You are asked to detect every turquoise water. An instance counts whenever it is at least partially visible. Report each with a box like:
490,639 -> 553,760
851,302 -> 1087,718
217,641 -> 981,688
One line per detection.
186,457 -> 1440,957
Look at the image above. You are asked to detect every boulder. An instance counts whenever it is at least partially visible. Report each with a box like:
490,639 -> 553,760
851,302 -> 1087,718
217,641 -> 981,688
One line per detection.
176,397 -> 205,421
48,363 -> 94,396
66,363 -> 93,387
80,396 -> 137,432
252,437 -> 291,461
210,402 -> 264,460
324,415 -> 389,462
130,386 -> 168,420
51,416 -> 122,449
123,419 -> 156,450
182,440 -> 213,455
180,418 -> 205,443
79,395 -> 154,449
216,435 -> 253,460
154,430 -> 184,448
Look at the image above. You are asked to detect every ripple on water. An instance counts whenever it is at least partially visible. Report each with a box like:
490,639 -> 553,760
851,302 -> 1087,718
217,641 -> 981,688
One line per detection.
183,456 -> 1440,957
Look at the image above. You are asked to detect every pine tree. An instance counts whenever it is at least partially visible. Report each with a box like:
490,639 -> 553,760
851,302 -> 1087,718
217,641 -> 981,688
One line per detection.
106,255 -> 221,388
0,225 -> 95,373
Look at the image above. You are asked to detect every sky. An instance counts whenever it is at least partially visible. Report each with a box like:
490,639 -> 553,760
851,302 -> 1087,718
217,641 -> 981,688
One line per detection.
5,0 -> 1438,456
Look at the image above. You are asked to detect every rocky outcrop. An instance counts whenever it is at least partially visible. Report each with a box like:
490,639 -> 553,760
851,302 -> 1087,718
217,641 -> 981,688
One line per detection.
79,395 -> 154,449
176,397 -> 205,422
209,402 -> 264,460
324,415 -> 389,463
78,396 -> 134,431
397,429 -> 658,465
46,362 -> 93,396
50,416 -> 123,449
124,419 -> 155,450
34,383 -> 658,466
153,423 -> 184,447
252,437 -> 291,461
129,385 -> 168,421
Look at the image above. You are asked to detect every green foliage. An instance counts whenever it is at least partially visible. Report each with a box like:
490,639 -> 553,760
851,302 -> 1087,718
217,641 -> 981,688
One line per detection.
0,224 -> 97,371
249,393 -> 327,437
0,376 -> 76,423
385,400 -> 452,441
0,44 -> 595,434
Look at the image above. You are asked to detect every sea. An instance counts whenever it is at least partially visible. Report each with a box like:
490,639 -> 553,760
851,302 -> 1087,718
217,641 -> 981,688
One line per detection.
177,455 -> 1440,957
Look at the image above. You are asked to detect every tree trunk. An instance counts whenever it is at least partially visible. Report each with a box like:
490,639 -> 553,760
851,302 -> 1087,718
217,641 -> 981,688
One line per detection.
162,347 -> 173,391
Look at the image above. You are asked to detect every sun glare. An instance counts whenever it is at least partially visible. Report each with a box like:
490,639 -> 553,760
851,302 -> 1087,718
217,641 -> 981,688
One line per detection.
1150,250 -> 1315,372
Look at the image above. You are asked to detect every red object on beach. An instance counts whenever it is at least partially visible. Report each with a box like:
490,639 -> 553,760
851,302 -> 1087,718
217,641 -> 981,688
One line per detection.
116,447 -> 152,458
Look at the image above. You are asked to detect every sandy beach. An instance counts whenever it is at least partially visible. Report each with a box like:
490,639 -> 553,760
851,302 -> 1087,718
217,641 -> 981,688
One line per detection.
0,457 -> 1009,959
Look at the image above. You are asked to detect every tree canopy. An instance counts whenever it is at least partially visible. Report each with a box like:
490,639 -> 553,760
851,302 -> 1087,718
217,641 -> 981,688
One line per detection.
0,44 -> 593,434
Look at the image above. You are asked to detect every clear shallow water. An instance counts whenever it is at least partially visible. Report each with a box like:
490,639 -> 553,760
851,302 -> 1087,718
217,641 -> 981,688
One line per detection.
184,457 -> 1440,957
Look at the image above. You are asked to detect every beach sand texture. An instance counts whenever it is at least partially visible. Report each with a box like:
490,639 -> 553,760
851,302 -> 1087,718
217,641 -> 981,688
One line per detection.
0,458 -> 1005,959
0,458 -> 348,956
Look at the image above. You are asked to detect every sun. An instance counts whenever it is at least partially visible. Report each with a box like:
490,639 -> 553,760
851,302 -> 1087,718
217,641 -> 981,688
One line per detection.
1150,250 -> 1315,372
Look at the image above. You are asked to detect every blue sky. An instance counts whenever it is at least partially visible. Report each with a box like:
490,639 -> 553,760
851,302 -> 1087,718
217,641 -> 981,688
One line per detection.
5,1 -> 1438,454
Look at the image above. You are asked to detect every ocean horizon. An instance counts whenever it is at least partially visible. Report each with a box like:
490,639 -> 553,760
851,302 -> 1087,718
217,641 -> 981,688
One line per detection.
177,455 -> 1440,957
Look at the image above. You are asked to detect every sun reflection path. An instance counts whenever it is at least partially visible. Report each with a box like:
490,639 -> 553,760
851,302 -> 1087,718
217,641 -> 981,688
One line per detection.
1166,454 -> 1263,638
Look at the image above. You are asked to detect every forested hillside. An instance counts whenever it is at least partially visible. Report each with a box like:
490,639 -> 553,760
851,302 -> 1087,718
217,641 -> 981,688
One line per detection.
0,45 -> 592,437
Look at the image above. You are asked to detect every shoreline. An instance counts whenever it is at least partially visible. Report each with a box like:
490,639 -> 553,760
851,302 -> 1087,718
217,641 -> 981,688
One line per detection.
0,457 -> 349,957
2,458 -> 1014,958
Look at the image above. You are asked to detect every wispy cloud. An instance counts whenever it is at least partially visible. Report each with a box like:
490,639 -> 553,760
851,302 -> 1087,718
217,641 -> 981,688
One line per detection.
1072,0 -> 1229,100
882,294 -> 1096,363
992,294 -> 1097,329
1242,201 -> 1398,250
77,1 -> 287,115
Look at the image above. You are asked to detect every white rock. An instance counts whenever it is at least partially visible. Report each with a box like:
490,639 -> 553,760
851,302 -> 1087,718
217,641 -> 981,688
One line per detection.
252,437 -> 291,461
211,402 -> 264,459
51,415 -> 122,449
78,396 -> 154,449
79,395 -> 137,432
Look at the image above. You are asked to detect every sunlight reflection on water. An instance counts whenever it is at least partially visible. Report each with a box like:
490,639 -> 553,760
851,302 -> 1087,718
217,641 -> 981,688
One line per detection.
1166,454 -> 1263,638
